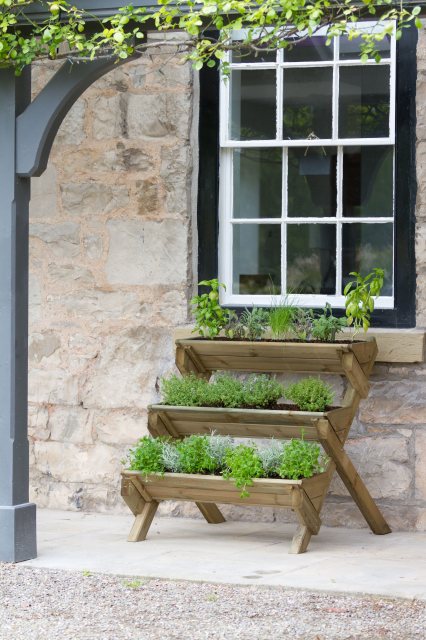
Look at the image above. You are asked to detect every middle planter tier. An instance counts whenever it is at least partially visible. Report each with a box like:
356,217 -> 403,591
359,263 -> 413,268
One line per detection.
148,404 -> 352,442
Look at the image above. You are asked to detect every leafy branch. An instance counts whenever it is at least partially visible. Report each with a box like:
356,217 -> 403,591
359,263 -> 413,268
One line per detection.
0,1 -> 422,74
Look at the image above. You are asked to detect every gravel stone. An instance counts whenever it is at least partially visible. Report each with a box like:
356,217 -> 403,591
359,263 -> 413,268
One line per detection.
1,564 -> 425,640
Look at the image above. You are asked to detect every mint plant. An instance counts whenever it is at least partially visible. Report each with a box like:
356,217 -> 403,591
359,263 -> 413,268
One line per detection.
284,378 -> 334,412
176,435 -> 217,474
127,436 -> 167,474
344,268 -> 385,334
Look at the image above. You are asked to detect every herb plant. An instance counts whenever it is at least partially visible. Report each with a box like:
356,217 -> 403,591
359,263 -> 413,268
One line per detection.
292,308 -> 315,341
284,378 -> 334,412
312,303 -> 348,342
161,373 -> 284,409
190,279 -> 232,339
344,268 -> 385,334
226,308 -> 269,341
176,435 -> 217,474
279,438 -> 327,480
223,443 -> 264,497
125,434 -> 329,498
269,304 -> 296,340
161,373 -> 208,407
127,436 -> 167,474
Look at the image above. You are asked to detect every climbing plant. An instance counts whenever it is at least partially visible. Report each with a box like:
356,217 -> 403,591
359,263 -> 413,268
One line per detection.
0,0 -> 422,74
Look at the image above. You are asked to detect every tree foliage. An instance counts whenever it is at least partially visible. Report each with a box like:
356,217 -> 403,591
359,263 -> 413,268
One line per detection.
0,1 -> 422,74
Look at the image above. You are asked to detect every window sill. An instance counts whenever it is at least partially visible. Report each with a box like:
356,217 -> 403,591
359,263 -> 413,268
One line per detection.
174,327 -> 425,364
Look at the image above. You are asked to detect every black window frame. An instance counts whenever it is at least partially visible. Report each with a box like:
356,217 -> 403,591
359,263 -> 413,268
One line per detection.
197,26 -> 417,328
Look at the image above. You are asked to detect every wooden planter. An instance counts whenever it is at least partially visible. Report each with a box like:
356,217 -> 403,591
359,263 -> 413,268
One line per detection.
122,335 -> 391,553
121,470 -> 330,553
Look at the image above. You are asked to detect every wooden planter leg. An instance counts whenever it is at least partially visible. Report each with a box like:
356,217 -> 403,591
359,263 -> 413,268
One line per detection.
289,488 -> 322,554
121,476 -> 159,542
317,421 -> 391,535
196,502 -> 226,524
128,501 -> 159,542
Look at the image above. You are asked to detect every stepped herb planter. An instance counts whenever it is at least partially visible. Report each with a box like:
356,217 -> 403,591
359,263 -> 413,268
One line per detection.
122,335 -> 391,553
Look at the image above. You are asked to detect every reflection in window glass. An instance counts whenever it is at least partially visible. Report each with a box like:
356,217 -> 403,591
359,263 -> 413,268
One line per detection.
340,34 -> 391,60
285,36 -> 333,62
339,66 -> 390,138
342,223 -> 393,295
231,47 -> 276,63
283,67 -> 333,139
231,70 -> 276,140
233,149 -> 282,218
287,224 -> 336,294
343,146 -> 393,217
288,147 -> 337,217
233,224 -> 281,294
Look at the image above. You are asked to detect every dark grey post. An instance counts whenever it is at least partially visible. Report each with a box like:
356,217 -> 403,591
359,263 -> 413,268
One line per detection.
0,66 -> 36,562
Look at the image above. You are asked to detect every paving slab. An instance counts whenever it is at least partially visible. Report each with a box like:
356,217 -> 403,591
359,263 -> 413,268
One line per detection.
23,509 -> 426,601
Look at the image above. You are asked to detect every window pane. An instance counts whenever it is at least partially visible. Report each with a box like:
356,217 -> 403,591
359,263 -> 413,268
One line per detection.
233,224 -> 281,294
283,68 -> 333,139
288,147 -> 337,217
287,224 -> 336,294
285,36 -> 333,62
231,47 -> 277,63
339,66 -> 390,138
343,146 -> 393,217
231,70 -> 276,140
340,34 -> 391,60
233,149 -> 282,219
342,223 -> 393,295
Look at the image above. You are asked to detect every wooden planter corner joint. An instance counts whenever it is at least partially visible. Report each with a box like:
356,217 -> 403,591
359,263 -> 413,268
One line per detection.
121,338 -> 391,553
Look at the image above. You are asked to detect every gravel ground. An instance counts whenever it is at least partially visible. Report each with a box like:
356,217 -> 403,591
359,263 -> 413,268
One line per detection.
1,564 -> 425,640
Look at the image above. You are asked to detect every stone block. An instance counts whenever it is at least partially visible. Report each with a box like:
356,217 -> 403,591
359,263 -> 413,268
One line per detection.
55,99 -> 86,146
29,332 -> 61,363
160,144 -> 191,215
127,92 -> 192,140
30,166 -> 57,219
32,441 -> 123,484
93,410 -> 148,445
60,182 -> 129,216
49,406 -> 94,445
80,328 -> 173,410
28,405 -> 50,441
49,289 -> 143,321
359,380 -> 426,424
30,222 -> 80,259
329,434 -> 412,500
415,430 -> 426,500
29,273 -> 42,324
92,94 -> 126,139
28,369 -> 79,405
136,178 -> 162,215
105,219 -> 188,286
47,263 -> 95,291
83,234 -> 103,260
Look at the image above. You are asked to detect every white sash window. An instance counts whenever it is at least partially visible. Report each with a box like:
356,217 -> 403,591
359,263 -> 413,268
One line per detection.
218,23 -> 396,308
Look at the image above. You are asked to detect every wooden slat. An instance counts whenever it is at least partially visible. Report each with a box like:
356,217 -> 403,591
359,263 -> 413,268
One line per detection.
291,487 -> 321,535
170,421 -> 319,440
198,356 -> 344,374
136,473 -> 300,494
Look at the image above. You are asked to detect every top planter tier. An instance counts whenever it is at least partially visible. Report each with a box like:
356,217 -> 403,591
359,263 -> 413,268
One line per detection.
176,338 -> 378,397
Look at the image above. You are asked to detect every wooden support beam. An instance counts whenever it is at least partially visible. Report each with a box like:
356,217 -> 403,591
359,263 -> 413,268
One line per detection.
340,352 -> 370,399
316,420 -> 391,535
128,501 -> 159,542
195,502 -> 226,524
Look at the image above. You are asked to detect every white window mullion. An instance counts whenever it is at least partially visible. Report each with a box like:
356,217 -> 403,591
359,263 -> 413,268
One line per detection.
218,148 -> 234,304
276,64 -> 283,141
281,148 -> 288,296
336,146 -> 343,296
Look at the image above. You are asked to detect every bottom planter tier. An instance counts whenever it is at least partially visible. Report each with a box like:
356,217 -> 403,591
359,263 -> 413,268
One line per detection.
121,470 -> 331,553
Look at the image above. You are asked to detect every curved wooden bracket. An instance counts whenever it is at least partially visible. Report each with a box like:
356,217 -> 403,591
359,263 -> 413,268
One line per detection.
16,57 -> 125,177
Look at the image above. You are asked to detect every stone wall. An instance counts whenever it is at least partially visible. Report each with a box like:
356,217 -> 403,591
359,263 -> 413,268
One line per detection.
28,33 -> 426,530
29,41 -> 197,512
